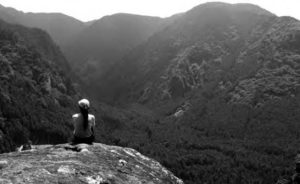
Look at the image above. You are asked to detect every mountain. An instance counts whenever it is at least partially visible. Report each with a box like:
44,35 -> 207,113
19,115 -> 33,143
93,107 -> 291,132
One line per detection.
93,2 -> 300,183
104,2 -> 277,104
63,13 -> 173,98
0,143 -> 183,184
0,19 -> 81,153
0,4 -> 181,100
0,4 -> 85,46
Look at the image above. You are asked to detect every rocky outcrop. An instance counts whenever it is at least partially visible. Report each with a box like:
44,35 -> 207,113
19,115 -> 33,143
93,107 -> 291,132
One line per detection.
0,143 -> 183,184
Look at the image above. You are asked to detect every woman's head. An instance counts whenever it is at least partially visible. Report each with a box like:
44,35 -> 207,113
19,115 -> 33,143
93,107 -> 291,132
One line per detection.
78,99 -> 90,110
78,99 -> 90,129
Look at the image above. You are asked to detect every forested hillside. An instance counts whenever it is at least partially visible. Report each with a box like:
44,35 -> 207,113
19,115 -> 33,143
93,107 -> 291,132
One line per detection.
0,19 -> 80,153
93,3 -> 300,184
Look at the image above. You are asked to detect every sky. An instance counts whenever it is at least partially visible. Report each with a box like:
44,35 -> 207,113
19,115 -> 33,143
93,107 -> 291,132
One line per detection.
0,0 -> 299,22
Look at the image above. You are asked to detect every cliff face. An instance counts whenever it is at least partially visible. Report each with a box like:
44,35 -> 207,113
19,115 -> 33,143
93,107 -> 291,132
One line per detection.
0,143 -> 183,184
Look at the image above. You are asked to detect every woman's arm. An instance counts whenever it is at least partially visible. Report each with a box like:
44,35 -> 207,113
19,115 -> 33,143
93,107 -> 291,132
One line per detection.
91,115 -> 95,135
72,114 -> 79,125
91,126 -> 94,135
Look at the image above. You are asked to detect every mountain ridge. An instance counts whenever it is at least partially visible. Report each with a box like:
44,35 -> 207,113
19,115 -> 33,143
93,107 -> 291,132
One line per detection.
0,4 -> 85,46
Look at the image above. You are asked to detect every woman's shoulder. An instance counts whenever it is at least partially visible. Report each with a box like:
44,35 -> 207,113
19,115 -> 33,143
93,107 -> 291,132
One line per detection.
72,113 -> 80,119
88,114 -> 95,119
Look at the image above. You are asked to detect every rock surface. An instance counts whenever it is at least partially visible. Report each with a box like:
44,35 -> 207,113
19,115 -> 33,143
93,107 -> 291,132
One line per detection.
0,143 -> 183,184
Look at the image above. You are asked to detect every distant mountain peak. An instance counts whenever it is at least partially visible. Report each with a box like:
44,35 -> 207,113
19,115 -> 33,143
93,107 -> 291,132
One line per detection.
93,13 -> 162,26
188,2 -> 275,17
0,4 -> 86,46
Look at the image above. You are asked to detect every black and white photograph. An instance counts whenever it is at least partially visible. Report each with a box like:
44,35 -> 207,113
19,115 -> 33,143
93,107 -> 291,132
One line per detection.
0,0 -> 299,183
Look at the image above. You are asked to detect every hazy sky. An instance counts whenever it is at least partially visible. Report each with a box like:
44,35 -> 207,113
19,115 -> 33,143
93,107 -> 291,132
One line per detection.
0,0 -> 299,22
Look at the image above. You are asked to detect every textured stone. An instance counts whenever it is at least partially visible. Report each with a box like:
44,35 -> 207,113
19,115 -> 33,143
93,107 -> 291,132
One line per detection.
0,160 -> 8,169
0,143 -> 183,184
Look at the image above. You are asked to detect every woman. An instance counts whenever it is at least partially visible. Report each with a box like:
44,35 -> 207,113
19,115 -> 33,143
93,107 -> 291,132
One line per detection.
71,99 -> 95,145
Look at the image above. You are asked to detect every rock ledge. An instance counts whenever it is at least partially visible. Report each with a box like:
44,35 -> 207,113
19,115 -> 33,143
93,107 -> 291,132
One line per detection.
0,143 -> 183,184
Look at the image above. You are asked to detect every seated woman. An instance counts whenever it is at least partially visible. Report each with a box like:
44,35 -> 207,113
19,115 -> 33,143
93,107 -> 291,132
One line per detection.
71,99 -> 95,145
